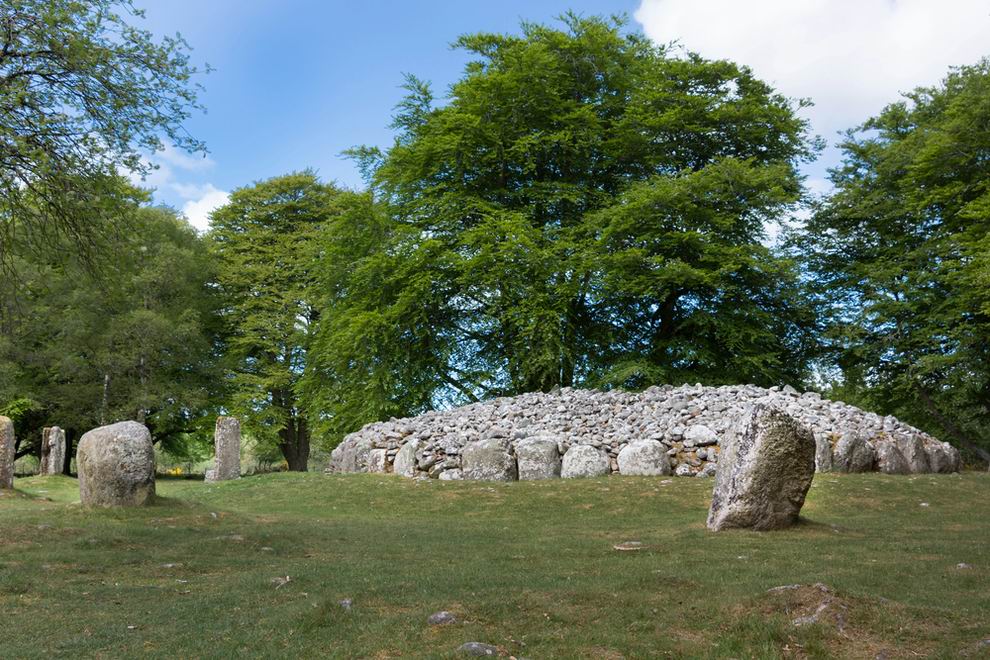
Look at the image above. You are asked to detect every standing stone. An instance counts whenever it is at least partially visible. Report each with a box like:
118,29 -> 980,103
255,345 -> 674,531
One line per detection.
515,436 -> 561,480
0,416 -> 14,489
831,433 -> 876,473
814,433 -> 833,473
617,440 -> 671,476
206,416 -> 241,482
707,405 -> 816,531
461,437 -> 517,481
77,421 -> 155,507
40,427 -> 66,476
561,445 -> 610,478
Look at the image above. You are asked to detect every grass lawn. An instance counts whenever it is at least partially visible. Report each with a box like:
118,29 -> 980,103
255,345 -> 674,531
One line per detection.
1,471 -> 988,658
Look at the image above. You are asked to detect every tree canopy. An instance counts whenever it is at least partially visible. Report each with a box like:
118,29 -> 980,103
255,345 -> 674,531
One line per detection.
0,0 -> 206,268
302,15 -> 821,443
795,59 -> 990,462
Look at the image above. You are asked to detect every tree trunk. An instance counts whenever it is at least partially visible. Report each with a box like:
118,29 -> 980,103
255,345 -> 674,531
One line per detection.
279,417 -> 309,472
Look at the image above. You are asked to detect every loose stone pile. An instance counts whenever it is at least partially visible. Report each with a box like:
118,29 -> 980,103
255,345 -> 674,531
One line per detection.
329,384 -> 961,479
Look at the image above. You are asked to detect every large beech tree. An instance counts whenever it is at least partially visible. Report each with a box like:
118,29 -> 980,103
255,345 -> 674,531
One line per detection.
209,172 -> 340,471
795,60 -> 990,463
303,15 -> 820,443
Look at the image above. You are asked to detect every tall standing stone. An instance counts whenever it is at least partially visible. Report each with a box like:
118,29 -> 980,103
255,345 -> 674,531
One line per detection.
206,416 -> 241,482
707,405 -> 815,531
77,421 -> 155,507
0,416 -> 14,488
39,426 -> 66,476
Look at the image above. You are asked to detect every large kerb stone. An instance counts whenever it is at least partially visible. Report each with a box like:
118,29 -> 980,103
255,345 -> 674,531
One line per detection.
77,421 -> 156,507
617,440 -> 671,476
707,405 -> 815,531
462,437 -> 517,481
561,444 -> 609,478
515,436 -> 561,480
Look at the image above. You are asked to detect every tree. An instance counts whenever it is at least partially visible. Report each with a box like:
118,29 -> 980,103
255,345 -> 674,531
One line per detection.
209,172 -> 341,471
0,0 -> 206,268
303,15 -> 820,443
794,59 -> 990,464
0,197 -> 222,464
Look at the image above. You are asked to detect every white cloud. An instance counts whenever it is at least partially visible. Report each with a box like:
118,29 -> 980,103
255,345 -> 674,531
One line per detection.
634,0 -> 990,140
181,184 -> 230,231
156,143 -> 215,171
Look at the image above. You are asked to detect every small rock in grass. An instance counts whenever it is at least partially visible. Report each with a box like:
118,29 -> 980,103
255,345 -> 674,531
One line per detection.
612,541 -> 644,551
428,611 -> 456,625
956,563 -> 973,570
270,576 -> 291,589
458,642 -> 499,656
338,598 -> 353,610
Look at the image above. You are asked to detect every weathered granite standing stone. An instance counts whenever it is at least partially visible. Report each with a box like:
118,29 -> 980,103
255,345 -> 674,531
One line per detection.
814,434 -> 833,472
0,416 -> 14,488
47,426 -> 66,475
515,436 -> 561,480
206,416 -> 241,482
561,445 -> 609,478
367,449 -> 388,473
831,433 -> 876,473
707,405 -> 815,531
39,427 -> 52,475
77,421 -> 155,506
876,441 -> 910,475
617,440 -> 671,476
462,437 -> 517,481
393,439 -> 420,478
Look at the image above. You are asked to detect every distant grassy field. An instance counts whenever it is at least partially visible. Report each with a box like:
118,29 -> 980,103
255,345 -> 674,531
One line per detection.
1,472 -> 988,658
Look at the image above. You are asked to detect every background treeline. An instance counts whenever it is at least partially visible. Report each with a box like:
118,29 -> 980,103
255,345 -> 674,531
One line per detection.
1,10 -> 987,470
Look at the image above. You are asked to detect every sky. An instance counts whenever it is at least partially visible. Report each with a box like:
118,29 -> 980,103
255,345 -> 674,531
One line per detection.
135,1 -> 990,230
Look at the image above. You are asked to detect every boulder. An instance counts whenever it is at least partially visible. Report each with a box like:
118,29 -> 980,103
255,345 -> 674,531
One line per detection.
206,416 -> 241,482
617,440 -> 671,476
707,405 -> 815,531
814,433 -> 833,472
831,433 -> 876,473
77,421 -> 155,507
896,434 -> 931,474
876,441 -> 910,475
367,449 -> 388,473
561,445 -> 609,478
393,439 -> 420,478
0,416 -> 13,488
926,441 -> 960,474
683,424 -> 718,447
335,435 -> 375,474
515,436 -> 561,480
461,437 -> 517,481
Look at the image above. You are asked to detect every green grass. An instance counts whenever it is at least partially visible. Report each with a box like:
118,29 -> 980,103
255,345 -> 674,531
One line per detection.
1,472 -> 988,658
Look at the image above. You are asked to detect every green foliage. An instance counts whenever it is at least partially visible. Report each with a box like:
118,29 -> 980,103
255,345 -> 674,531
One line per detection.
0,199 -> 221,453
0,0 -> 206,268
795,59 -> 990,461
304,15 -> 820,442
209,172 -> 342,470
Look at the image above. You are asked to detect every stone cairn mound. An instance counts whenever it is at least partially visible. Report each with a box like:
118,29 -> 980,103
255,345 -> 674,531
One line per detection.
329,384 -> 961,480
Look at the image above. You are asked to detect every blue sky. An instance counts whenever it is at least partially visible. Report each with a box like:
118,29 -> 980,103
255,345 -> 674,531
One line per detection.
135,1 -> 990,229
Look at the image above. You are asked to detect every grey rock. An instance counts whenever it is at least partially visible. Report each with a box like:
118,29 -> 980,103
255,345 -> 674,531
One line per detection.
393,439 -> 420,478
707,405 -> 815,531
896,434 -> 930,474
876,441 -> 910,475
683,424 -> 718,447
561,445 -> 609,478
458,642 -> 499,656
77,421 -> 156,507
367,449 -> 388,473
814,434 -> 833,472
462,437 -> 517,481
0,416 -> 13,488
439,468 -> 463,481
616,440 -> 671,476
674,463 -> 694,477
927,441 -> 960,474
206,416 -> 241,482
832,433 -> 876,473
428,611 -> 456,625
697,462 -> 718,478
515,436 -> 561,480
